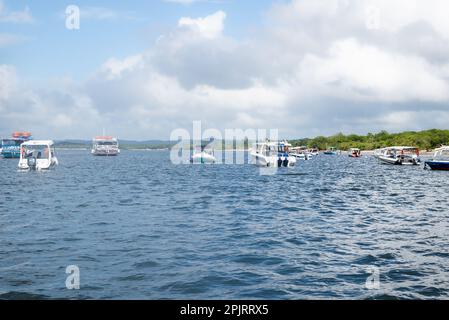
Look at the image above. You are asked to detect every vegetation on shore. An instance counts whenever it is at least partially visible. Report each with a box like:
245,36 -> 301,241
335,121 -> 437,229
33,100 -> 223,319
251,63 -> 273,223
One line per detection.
51,129 -> 449,151
290,129 -> 449,151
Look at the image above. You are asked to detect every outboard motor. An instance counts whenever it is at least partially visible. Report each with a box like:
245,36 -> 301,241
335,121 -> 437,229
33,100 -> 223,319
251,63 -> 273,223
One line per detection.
27,157 -> 37,170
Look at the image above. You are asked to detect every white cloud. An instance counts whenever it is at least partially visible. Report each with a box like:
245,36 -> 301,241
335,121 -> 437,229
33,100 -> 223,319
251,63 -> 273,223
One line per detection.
178,11 -> 226,39
0,33 -> 26,47
0,64 -> 16,102
0,1 -> 33,23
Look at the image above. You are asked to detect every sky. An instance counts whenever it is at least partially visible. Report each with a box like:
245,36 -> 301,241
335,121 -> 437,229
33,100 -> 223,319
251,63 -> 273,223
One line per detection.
1,0 -> 449,140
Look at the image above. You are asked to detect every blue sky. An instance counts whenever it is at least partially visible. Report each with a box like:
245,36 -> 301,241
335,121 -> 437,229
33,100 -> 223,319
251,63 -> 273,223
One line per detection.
2,0 -> 449,140
1,0 -> 277,81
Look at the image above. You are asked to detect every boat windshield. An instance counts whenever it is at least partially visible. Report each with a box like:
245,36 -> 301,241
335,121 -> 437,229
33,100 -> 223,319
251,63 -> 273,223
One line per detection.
97,141 -> 117,146
2,139 -> 22,147
435,149 -> 449,160
23,145 -> 51,159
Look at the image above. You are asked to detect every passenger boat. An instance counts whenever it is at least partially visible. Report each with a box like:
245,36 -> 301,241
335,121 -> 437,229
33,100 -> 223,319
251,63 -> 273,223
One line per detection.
424,146 -> 449,170
348,148 -> 362,158
1,132 -> 32,158
374,146 -> 420,165
190,147 -> 216,164
91,136 -> 120,156
18,140 -> 58,170
251,141 -> 296,167
323,147 -> 340,155
290,146 -> 310,160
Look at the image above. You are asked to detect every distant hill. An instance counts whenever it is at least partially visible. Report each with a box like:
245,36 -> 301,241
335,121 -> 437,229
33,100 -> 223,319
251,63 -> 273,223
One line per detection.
54,140 -> 175,150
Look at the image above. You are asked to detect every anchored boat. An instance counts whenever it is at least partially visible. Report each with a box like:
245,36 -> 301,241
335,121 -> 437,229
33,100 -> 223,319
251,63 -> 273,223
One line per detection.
424,146 -> 449,170
323,147 -> 340,155
190,147 -> 216,164
348,148 -> 362,158
251,141 -> 296,167
18,140 -> 58,170
290,146 -> 310,160
91,136 -> 120,156
308,148 -> 319,157
374,146 -> 420,165
1,132 -> 32,158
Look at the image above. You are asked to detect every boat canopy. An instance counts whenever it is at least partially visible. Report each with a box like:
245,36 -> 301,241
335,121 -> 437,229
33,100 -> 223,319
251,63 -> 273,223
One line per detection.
94,136 -> 116,141
433,146 -> 449,159
21,140 -> 54,147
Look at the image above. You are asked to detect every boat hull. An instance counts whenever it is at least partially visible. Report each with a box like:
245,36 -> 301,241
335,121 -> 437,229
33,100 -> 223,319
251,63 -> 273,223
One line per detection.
376,155 -> 420,165
425,161 -> 449,170
190,153 -> 216,164
91,149 -> 120,156
251,153 -> 296,167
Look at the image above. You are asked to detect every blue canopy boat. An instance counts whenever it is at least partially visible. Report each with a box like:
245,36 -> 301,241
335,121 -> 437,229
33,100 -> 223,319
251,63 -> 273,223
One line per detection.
1,132 -> 33,158
424,146 -> 449,171
323,147 -> 340,155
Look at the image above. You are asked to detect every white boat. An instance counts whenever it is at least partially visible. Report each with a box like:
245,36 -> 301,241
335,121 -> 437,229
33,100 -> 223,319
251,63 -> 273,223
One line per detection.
251,141 -> 297,167
348,148 -> 362,158
374,146 -> 420,165
91,136 -> 120,156
190,148 -> 216,164
308,148 -> 319,157
18,140 -> 58,170
290,146 -> 310,160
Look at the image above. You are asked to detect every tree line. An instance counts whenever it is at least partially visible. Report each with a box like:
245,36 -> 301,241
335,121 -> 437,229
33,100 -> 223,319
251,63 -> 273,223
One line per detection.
289,129 -> 449,151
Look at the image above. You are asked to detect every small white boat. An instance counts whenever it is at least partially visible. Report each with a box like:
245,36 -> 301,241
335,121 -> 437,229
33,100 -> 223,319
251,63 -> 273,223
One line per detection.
290,146 -> 310,160
190,148 -> 216,164
308,148 -> 319,157
348,148 -> 362,158
91,136 -> 120,156
251,141 -> 296,167
374,146 -> 420,165
18,140 -> 58,170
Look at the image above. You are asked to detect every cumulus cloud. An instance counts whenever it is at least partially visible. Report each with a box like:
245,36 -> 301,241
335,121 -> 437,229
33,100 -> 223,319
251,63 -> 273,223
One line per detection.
0,1 -> 33,23
3,1 -> 449,139
178,11 -> 226,39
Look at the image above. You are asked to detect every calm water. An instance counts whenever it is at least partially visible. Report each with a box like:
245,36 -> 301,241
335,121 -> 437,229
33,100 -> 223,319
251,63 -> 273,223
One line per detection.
1,150 -> 449,299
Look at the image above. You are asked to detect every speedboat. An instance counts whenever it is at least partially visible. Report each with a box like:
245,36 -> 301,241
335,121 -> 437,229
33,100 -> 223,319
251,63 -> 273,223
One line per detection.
323,147 -> 340,155
308,148 -> 319,157
424,146 -> 449,170
348,148 -> 362,158
190,148 -> 216,164
1,132 -> 32,158
374,146 -> 420,165
251,141 -> 296,167
18,140 -> 58,170
290,146 -> 310,160
91,136 -> 120,156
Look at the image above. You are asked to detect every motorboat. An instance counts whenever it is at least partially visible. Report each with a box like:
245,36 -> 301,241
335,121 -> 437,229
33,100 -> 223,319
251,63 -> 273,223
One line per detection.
348,148 -> 362,158
290,146 -> 310,160
190,147 -> 216,164
1,132 -> 32,158
18,140 -> 58,170
323,147 -> 340,155
91,136 -> 120,156
424,146 -> 449,170
251,141 -> 296,167
308,148 -> 319,157
374,146 -> 420,165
